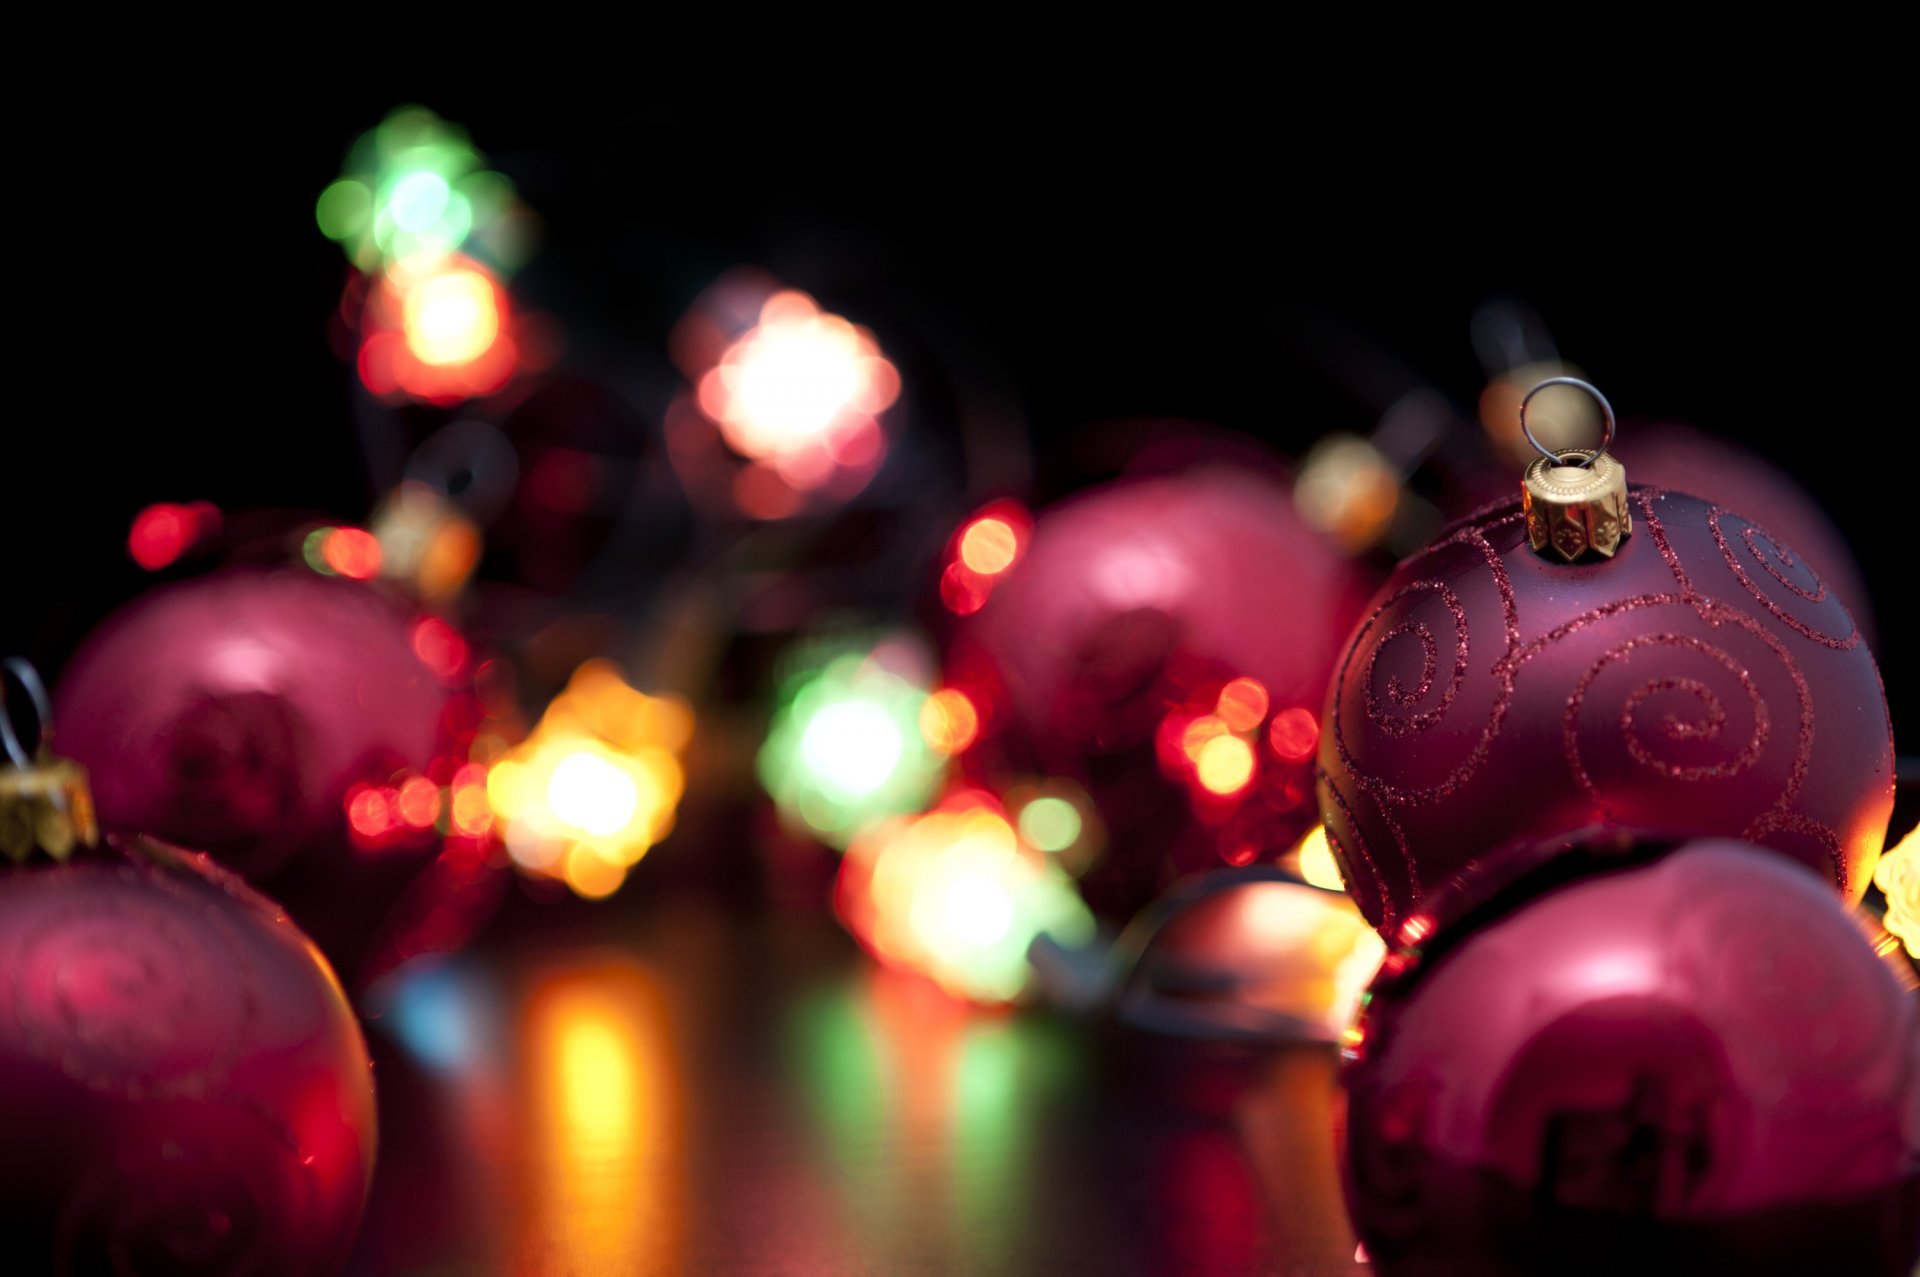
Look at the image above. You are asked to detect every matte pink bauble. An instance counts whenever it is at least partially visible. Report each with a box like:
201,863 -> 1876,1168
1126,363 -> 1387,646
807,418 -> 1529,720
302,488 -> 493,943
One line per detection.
1339,834 -> 1920,1276
0,838 -> 377,1275
1623,422 -> 1877,648
1317,486 -> 1893,935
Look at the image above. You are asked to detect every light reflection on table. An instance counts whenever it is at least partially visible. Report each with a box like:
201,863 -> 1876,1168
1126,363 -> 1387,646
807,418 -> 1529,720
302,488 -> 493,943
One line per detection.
348,902 -> 1362,1276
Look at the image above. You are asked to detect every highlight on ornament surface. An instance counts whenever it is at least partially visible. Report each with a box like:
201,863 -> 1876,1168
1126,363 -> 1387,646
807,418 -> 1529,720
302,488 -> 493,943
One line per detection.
835,790 -> 1095,1004
1339,831 -> 1920,1277
486,660 -> 693,899
666,270 -> 900,519
1111,866 -> 1385,1041
758,635 -> 946,848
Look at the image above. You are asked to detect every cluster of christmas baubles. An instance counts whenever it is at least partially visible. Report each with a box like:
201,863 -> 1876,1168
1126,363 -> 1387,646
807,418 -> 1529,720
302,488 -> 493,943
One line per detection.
1318,382 -> 1915,1275
2,661 -> 378,1275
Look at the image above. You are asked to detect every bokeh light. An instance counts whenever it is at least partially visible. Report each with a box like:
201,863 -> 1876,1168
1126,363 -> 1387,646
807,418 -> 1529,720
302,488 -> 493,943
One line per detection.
486,660 -> 693,898
357,254 -> 519,405
918,687 -> 980,756
1875,821 -> 1920,960
1294,434 -> 1400,553
758,639 -> 946,848
837,794 -> 1095,1004
1291,825 -> 1346,892
666,282 -> 899,518
940,500 -> 1033,615
316,105 -> 533,278
127,501 -> 220,570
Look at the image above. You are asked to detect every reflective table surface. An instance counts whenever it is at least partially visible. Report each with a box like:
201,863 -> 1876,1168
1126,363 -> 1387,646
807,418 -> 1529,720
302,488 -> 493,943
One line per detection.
343,894 -> 1362,1276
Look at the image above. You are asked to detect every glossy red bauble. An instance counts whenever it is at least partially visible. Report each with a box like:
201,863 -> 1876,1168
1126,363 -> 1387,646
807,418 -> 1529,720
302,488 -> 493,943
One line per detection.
50,568 -> 497,984
949,465 -> 1374,917
1339,835 -> 1920,1277
1317,487 -> 1893,935
55,569 -> 467,881
0,840 -> 376,1275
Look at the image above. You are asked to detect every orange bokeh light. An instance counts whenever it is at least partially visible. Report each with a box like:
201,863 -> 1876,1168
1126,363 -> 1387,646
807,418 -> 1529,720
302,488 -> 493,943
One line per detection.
395,775 -> 442,829
322,528 -> 384,580
1267,707 -> 1320,762
347,785 -> 394,839
1214,678 -> 1269,734
919,688 -> 980,756
958,517 -> 1021,576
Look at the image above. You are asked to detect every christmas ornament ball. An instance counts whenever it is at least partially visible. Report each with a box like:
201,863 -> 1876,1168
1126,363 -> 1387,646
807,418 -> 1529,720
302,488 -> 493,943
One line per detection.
963,465 -> 1373,761
0,839 -> 377,1276
53,568 -> 466,881
1339,833 -> 1920,1277
1317,486 -> 1892,935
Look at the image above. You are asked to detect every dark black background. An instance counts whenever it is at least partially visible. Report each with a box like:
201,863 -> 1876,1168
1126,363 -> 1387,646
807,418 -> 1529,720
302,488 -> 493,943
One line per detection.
7,79 -> 1908,731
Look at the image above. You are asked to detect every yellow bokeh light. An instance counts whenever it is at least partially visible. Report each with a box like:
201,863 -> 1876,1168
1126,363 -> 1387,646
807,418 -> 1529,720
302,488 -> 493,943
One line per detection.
1874,821 -> 1920,960
547,750 -> 641,837
958,517 -> 1020,575
400,264 -> 501,366
1293,825 -> 1347,892
1195,734 -> 1255,796
919,688 -> 979,756
487,662 -> 693,898
563,845 -> 628,900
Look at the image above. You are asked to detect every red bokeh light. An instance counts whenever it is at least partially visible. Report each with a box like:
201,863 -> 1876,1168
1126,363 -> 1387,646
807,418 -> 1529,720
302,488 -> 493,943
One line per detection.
322,528 -> 384,580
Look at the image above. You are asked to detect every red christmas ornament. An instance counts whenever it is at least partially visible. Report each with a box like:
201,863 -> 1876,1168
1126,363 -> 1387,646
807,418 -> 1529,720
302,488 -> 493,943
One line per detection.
1339,833 -> 1920,1276
946,463 -> 1375,917
1622,421 -> 1879,648
52,568 -> 496,983
1,669 -> 376,1276
1317,480 -> 1893,935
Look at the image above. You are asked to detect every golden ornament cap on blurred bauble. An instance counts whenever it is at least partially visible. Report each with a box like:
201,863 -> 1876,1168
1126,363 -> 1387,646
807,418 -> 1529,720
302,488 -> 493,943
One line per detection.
1516,377 -> 1632,563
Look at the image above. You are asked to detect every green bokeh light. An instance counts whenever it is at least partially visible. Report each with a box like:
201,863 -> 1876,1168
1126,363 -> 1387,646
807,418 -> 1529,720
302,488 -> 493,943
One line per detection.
316,106 -> 524,277
1016,796 -> 1082,853
759,649 -> 944,848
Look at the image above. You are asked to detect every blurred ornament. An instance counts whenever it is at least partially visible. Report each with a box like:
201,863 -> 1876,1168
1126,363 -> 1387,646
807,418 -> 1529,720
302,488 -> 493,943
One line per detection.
836,790 -> 1094,1004
667,272 -> 899,520
945,463 -> 1375,919
486,659 -> 692,899
758,634 -> 946,848
1622,420 -> 1879,648
1319,382 -> 1893,934
52,567 -> 502,982
1,662 -> 376,1275
1340,832 -> 1920,1276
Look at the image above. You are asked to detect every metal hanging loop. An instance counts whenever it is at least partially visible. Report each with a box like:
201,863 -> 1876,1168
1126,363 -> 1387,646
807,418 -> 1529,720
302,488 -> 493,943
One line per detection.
1519,376 -> 1617,468
1,657 -> 53,767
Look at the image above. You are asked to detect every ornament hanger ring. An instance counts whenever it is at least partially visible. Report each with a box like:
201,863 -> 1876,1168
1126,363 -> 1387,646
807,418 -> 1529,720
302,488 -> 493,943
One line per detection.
1,657 -> 53,767
1519,376 -> 1616,467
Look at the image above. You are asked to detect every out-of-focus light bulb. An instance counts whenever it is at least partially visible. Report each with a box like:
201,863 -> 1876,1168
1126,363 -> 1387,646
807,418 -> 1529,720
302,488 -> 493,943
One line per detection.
402,265 -> 501,366
1875,821 -> 1920,960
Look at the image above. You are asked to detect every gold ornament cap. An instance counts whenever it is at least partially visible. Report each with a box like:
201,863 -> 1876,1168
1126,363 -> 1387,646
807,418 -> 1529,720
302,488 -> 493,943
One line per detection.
1517,378 -> 1632,562
1,658 -> 99,864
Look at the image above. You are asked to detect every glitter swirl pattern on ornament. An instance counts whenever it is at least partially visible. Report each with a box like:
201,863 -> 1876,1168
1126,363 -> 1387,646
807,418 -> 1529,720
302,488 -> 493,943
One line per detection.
1317,488 -> 1894,934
